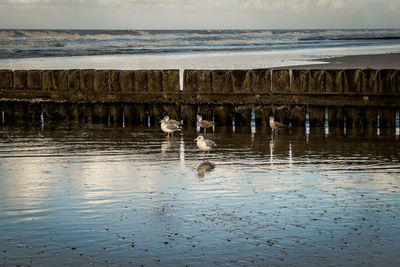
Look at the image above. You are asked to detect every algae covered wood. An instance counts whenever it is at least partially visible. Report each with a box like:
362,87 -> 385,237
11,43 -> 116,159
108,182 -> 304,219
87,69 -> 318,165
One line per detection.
272,69 -> 290,93
0,70 -> 12,90
291,70 -> 309,93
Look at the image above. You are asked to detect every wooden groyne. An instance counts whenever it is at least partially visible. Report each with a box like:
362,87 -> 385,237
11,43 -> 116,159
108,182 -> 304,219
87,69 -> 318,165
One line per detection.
0,69 -> 399,128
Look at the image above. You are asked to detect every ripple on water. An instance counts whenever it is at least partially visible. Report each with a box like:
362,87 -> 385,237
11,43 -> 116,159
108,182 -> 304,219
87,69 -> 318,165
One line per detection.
0,123 -> 399,265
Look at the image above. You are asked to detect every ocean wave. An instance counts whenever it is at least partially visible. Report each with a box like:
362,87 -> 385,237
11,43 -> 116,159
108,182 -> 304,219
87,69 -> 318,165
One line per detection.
0,29 -> 400,59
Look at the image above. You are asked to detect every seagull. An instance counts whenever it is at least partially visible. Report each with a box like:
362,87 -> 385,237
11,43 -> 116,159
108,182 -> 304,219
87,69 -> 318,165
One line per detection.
198,115 -> 214,134
269,116 -> 287,135
160,118 -> 181,137
194,135 -> 216,154
163,116 -> 182,126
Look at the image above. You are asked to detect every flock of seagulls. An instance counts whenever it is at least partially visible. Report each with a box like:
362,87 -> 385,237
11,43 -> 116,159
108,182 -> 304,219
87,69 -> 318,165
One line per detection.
160,115 -> 217,154
160,115 -> 287,154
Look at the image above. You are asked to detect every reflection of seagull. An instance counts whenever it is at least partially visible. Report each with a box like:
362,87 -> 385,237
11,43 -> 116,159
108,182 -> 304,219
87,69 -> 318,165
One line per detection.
269,139 -> 275,151
161,139 -> 171,154
198,115 -> 214,134
194,135 -> 216,154
163,116 -> 182,126
269,116 -> 287,135
160,118 -> 181,137
197,161 -> 215,178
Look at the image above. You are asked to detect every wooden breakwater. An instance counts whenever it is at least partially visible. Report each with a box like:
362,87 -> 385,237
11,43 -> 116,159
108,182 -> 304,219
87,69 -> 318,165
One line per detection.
0,69 -> 399,128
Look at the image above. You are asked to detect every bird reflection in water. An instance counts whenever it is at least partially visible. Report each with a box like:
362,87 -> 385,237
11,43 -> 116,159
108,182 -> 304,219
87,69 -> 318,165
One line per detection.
161,139 -> 171,154
161,137 -> 179,154
269,138 -> 276,166
269,138 -> 276,151
197,161 -> 215,178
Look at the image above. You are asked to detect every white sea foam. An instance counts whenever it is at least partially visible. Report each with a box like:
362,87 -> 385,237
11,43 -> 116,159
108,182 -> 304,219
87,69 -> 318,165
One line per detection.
1,29 -> 400,58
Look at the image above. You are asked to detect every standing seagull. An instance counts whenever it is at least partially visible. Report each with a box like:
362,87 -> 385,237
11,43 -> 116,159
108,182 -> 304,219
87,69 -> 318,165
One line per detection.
160,118 -> 181,137
163,116 -> 182,126
269,116 -> 287,135
194,136 -> 216,154
198,115 -> 214,134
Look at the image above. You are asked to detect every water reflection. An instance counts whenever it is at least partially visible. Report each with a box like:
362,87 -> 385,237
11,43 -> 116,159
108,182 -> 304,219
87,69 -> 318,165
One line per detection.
179,136 -> 185,166
161,138 -> 171,154
160,136 -> 182,155
0,122 -> 400,266
197,161 -> 215,178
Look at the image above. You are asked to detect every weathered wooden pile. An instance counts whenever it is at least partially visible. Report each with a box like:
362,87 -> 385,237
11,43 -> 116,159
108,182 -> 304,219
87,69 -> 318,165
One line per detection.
0,68 -> 399,127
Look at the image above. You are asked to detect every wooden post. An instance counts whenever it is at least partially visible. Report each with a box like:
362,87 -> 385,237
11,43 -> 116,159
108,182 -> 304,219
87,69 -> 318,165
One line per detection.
13,70 -> 27,90
325,69 -> 343,93
0,70 -> 13,91
291,70 -> 309,93
309,70 -> 325,93
94,70 -> 110,91
362,69 -> 379,94
272,69 -> 290,93
251,69 -> 271,92
343,69 -> 361,94
68,70 -> 80,91
120,70 -> 135,92
80,69 -> 94,91
182,70 -> 198,127
43,70 -> 68,91
379,69 -> 397,94
27,70 -> 43,91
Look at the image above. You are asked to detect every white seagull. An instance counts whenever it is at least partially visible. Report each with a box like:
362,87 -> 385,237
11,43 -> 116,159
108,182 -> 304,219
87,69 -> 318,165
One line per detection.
194,135 -> 216,154
160,118 -> 181,137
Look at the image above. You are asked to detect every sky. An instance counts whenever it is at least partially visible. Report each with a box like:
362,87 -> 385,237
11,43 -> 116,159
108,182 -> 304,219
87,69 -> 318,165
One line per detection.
0,0 -> 399,29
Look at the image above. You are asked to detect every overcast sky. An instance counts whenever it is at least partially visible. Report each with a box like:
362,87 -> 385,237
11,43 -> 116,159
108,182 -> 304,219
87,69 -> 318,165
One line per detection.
0,0 -> 399,29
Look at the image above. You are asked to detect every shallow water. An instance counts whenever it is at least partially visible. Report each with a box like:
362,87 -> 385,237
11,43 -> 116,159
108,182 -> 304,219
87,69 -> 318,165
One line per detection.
0,122 -> 400,266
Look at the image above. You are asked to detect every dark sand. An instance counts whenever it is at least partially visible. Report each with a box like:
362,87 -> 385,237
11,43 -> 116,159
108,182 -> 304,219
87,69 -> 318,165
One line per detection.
286,52 -> 400,69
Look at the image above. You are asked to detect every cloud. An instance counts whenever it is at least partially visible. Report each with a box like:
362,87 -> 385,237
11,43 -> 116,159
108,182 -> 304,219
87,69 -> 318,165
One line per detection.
1,0 -> 96,7
3,0 -> 64,4
239,0 -> 348,12
385,0 -> 400,12
107,0 -> 235,10
0,0 -> 397,13
1,0 -> 236,10
1,0 -> 399,29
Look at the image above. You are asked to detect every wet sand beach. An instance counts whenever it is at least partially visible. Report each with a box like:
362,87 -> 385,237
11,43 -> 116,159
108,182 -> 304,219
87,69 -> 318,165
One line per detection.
0,122 -> 400,266
288,52 -> 400,69
1,46 -> 400,71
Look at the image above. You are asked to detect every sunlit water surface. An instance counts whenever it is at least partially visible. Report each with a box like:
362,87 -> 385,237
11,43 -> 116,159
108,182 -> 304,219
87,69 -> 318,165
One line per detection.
1,122 -> 399,266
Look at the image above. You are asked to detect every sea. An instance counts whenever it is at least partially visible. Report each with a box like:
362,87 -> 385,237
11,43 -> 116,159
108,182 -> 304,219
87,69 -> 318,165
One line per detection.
1,29 -> 400,59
